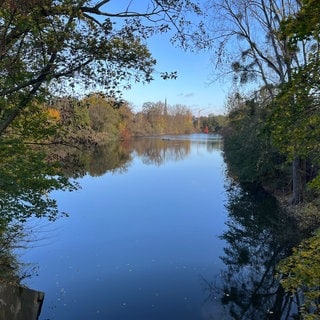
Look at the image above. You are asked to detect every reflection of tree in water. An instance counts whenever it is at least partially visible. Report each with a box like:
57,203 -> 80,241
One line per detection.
0,222 -> 36,285
56,136 -> 223,175
0,138 -> 83,318
55,140 -> 132,178
0,139 -> 77,223
0,221 -> 45,319
204,183 -> 304,320
190,137 -> 222,153
133,138 -> 191,166
87,141 -> 132,176
205,139 -> 223,153
0,142 -> 57,281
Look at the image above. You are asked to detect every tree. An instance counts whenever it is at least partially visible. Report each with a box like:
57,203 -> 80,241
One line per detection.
85,93 -> 120,136
201,115 -> 217,133
262,7 -> 320,316
206,0 -> 316,203
0,0 -> 207,135
266,0 -> 320,203
116,102 -> 134,140
207,0 -> 303,87
267,67 -> 320,203
142,101 -> 167,135
170,104 -> 194,134
223,91 -> 285,186
280,0 -> 320,42
277,230 -> 320,319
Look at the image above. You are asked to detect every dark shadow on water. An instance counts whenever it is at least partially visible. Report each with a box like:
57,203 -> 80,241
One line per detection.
202,182 -> 304,320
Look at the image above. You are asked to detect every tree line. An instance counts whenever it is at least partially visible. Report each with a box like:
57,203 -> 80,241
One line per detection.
211,1 -> 320,315
212,0 -> 320,206
0,0 -> 218,226
2,0 -> 318,207
41,94 -> 223,146
1,0 -> 320,316
0,0 -> 207,135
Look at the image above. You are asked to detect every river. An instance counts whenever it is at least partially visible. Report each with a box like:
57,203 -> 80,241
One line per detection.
19,134 -> 301,319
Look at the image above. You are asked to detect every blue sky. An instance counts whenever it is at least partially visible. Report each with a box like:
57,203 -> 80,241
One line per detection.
122,34 -> 228,116
101,0 -> 230,116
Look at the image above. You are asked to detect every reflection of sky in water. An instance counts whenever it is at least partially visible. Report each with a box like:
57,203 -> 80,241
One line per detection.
21,134 -> 228,320
160,133 -> 222,148
161,133 -> 221,141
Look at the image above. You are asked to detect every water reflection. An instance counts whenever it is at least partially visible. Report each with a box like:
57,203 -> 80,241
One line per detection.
133,138 -> 191,166
58,134 -> 223,176
134,134 -> 222,166
204,183 -> 303,319
2,134 -> 306,319
20,134 -> 227,320
54,140 -> 132,178
0,139 -> 77,223
86,141 -> 132,176
0,223 -> 44,319
0,138 -> 75,319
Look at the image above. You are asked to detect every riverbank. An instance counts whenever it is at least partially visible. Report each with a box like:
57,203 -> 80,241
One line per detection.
276,193 -> 320,234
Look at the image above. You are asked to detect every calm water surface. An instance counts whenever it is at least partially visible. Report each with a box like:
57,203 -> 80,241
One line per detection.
20,134 -> 301,319
22,134 -> 229,320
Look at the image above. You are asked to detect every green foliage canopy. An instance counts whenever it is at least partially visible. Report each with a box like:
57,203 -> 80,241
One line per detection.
277,230 -> 320,319
267,0 -> 320,194
280,0 -> 320,43
223,93 -> 285,186
0,0 -> 206,135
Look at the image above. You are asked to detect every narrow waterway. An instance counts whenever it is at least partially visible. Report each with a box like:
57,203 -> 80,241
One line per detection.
20,134 -> 300,319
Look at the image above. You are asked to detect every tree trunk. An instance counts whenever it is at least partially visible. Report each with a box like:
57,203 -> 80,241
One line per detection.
291,156 -> 303,205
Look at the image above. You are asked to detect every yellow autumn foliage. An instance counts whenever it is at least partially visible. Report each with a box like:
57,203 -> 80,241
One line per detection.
46,107 -> 61,121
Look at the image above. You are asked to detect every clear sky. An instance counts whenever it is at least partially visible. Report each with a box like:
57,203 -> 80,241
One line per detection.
122,33 -> 229,116
100,0 -> 230,116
